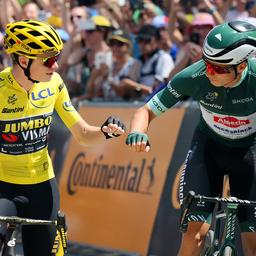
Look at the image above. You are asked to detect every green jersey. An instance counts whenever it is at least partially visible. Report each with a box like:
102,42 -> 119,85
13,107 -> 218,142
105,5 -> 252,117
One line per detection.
147,59 -> 256,146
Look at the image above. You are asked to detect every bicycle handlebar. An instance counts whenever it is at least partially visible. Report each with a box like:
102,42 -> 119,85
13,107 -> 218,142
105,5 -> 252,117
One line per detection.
0,211 -> 68,252
0,216 -> 57,225
190,192 -> 256,206
179,190 -> 256,233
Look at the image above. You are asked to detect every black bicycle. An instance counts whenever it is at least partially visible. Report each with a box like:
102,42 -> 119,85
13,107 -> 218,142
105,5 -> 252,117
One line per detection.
0,211 -> 67,256
180,191 -> 256,256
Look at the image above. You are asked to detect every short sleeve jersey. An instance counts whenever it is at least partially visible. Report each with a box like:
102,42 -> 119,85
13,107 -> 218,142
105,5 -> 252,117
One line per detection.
147,59 -> 256,147
0,67 -> 82,184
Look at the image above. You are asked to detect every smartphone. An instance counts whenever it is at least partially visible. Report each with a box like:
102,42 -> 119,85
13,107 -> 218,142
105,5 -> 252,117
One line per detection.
190,32 -> 200,45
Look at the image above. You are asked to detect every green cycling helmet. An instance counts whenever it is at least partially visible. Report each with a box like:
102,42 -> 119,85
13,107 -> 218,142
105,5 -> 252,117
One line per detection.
203,20 -> 256,65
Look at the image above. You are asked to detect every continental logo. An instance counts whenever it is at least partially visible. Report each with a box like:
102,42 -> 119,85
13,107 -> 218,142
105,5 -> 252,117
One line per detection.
67,153 -> 156,195
2,107 -> 24,113
2,116 -> 52,133
178,150 -> 191,205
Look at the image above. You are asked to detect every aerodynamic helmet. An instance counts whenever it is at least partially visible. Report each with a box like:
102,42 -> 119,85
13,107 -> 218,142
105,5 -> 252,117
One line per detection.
4,19 -> 63,58
203,20 -> 256,65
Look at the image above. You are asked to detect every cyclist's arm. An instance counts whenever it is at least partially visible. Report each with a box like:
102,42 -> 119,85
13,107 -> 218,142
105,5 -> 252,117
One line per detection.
54,77 -> 125,146
69,118 -> 125,146
126,104 -> 155,152
69,119 -> 103,146
130,104 -> 156,133
126,72 -> 193,152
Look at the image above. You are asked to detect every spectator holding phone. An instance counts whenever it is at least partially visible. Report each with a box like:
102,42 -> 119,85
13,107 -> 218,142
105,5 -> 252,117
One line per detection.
168,12 -> 215,80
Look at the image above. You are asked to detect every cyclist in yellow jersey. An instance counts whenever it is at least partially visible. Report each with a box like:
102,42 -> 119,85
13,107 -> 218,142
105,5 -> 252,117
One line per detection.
0,19 -> 126,256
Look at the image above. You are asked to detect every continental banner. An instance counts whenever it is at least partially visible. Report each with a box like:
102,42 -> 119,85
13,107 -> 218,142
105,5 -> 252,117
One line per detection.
59,103 -> 186,255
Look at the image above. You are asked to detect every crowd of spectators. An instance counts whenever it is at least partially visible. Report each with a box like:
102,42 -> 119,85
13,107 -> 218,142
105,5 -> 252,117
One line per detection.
1,0 -> 256,103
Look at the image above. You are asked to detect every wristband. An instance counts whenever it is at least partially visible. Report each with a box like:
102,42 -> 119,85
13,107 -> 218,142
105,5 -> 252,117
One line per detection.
208,6 -> 217,14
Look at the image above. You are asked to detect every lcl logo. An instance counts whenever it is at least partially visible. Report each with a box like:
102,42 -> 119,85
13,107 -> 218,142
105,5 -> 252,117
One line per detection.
31,88 -> 54,101
30,88 -> 55,108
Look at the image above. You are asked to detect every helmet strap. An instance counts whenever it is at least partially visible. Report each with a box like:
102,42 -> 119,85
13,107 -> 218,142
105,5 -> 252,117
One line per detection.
233,65 -> 238,80
14,55 -> 39,83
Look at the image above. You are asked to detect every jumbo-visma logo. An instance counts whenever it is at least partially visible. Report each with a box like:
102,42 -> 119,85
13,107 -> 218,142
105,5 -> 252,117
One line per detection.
30,88 -> 55,108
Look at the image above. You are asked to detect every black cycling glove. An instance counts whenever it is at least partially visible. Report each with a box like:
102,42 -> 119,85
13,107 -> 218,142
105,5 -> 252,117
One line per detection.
101,116 -> 126,139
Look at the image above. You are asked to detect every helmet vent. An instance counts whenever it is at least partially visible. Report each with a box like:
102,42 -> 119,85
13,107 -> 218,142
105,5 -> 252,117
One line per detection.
27,42 -> 41,49
16,34 -> 28,41
8,38 -> 16,46
28,30 -> 42,37
27,21 -> 41,27
10,25 -> 25,33
42,39 -> 55,47
45,31 -> 60,45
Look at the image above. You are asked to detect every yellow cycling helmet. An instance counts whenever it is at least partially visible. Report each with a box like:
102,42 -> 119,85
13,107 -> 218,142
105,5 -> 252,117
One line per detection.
4,19 -> 63,58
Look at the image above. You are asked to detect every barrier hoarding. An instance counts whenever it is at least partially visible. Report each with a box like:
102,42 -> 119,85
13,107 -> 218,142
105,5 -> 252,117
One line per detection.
59,103 -> 186,255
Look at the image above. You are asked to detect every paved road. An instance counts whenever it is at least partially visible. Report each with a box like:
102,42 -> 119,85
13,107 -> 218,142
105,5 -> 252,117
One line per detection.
68,242 -> 139,256
15,240 -> 139,256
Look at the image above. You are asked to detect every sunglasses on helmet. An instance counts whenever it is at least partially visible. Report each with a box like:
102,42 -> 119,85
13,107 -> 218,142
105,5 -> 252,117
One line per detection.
203,58 -> 234,74
42,54 -> 60,68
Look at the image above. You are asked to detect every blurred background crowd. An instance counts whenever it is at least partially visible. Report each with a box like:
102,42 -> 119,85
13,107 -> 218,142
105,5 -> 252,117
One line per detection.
1,0 -> 256,103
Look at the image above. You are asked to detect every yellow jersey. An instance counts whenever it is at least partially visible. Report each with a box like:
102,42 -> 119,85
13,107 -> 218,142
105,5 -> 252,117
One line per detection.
0,67 -> 81,184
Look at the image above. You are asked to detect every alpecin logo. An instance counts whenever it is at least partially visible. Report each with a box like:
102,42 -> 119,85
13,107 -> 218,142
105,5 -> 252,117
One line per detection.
214,116 -> 250,128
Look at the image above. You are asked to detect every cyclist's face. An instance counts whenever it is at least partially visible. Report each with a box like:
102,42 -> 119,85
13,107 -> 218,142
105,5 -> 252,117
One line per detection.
137,37 -> 158,55
204,59 -> 237,87
29,56 -> 59,82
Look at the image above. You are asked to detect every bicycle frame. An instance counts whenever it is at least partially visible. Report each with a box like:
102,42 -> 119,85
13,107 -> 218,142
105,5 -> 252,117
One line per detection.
207,202 -> 238,256
180,191 -> 256,256
0,211 -> 67,256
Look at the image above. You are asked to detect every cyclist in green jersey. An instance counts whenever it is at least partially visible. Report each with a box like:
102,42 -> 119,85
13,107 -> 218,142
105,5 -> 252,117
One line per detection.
0,19 -> 126,256
126,20 -> 256,256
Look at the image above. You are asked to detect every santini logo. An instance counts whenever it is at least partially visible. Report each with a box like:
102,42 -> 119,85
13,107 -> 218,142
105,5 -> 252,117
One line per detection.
2,107 -> 24,113
167,83 -> 181,98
